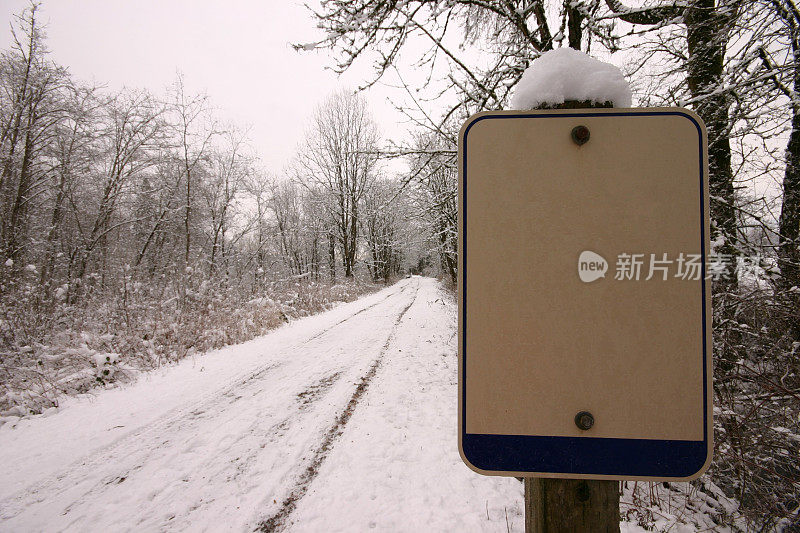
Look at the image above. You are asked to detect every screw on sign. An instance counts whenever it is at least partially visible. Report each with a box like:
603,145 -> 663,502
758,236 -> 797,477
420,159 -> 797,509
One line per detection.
570,125 -> 590,145
574,411 -> 594,431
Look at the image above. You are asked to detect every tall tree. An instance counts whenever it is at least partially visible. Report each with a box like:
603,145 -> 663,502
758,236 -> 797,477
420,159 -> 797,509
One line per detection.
362,178 -> 405,282
71,90 -> 163,284
407,134 -> 458,284
0,2 -> 66,263
767,0 -> 800,324
271,180 -> 317,276
40,84 -> 101,286
170,75 -> 218,274
296,91 -> 380,277
605,0 -> 742,288
204,129 -> 249,276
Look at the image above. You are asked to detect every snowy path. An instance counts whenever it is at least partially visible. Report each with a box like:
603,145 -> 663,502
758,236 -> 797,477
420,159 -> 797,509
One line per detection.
0,277 -> 524,532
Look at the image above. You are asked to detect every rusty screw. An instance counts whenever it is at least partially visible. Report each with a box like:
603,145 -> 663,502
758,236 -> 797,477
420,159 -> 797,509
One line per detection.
575,411 -> 594,430
571,125 -> 590,146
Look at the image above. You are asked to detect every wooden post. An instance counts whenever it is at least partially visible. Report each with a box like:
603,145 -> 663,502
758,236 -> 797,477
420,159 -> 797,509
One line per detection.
524,478 -> 545,533
523,98 -> 620,533
525,478 -> 619,532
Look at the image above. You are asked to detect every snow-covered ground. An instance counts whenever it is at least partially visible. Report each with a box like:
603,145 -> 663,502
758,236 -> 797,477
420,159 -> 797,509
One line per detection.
0,277 -> 525,532
0,276 -> 740,532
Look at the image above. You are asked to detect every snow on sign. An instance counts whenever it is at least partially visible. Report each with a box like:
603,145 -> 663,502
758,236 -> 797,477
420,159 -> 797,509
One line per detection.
457,108 -> 713,481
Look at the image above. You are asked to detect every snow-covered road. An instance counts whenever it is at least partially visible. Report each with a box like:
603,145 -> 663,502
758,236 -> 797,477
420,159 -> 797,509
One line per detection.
0,277 -> 524,532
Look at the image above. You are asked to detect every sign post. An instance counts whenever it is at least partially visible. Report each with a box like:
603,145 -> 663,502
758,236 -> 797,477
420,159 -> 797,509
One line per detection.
457,104 -> 712,531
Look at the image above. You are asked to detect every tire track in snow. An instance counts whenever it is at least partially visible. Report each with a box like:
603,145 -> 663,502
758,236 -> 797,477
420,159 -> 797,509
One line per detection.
0,281 -> 411,522
120,283 -> 419,529
296,371 -> 344,409
219,368 -> 347,486
0,360 -> 279,521
61,365 -> 353,525
301,281 -> 411,345
255,281 -> 420,533
169,285 -> 420,527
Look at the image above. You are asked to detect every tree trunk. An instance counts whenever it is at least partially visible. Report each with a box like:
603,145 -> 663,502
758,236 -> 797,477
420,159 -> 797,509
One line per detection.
685,0 -> 738,291
778,24 -> 800,340
605,0 -> 739,290
347,200 -> 358,277
41,163 -> 69,286
328,230 -> 336,280
6,115 -> 36,261
566,5 -> 583,50
184,167 -> 191,271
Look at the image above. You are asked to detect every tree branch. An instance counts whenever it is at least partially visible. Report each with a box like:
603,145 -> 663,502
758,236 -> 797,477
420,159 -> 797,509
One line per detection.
604,0 -> 685,25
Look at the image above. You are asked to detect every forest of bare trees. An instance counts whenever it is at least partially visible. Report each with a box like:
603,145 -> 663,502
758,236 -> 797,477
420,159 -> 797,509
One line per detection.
304,0 -> 800,529
0,5 -> 425,427
1,0 -> 799,529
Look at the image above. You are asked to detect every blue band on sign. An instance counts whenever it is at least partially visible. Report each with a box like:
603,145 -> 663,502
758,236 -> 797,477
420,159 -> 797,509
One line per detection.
461,434 -> 708,478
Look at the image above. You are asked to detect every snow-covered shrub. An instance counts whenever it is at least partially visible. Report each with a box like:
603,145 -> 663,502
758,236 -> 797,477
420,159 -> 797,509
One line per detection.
93,352 -> 119,382
0,269 -> 381,417
621,479 -> 746,532
709,285 -> 800,531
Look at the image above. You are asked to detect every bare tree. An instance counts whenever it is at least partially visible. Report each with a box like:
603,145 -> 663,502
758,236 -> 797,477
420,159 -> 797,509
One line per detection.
298,0 -> 617,287
170,75 -> 218,273
362,178 -> 405,282
242,170 -> 275,290
295,91 -> 380,277
70,90 -> 163,285
407,134 -> 457,284
204,129 -> 249,276
764,0 -> 800,318
299,1 -> 617,126
271,180 -> 316,277
40,84 -> 102,287
0,2 -> 67,263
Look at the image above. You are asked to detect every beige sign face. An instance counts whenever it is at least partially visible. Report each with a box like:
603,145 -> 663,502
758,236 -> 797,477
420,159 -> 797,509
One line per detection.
458,108 -> 712,480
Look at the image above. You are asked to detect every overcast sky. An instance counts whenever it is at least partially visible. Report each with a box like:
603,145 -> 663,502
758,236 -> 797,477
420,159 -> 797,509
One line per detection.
0,0 -> 410,176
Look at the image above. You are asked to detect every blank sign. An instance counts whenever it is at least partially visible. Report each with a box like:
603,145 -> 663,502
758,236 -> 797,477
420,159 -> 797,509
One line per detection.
458,108 -> 712,480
